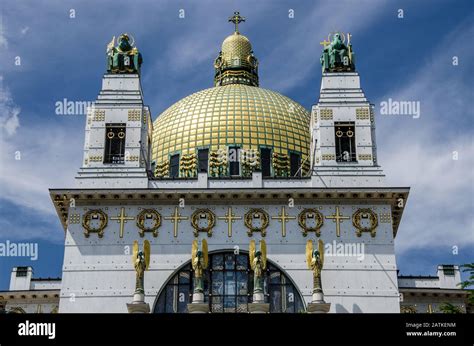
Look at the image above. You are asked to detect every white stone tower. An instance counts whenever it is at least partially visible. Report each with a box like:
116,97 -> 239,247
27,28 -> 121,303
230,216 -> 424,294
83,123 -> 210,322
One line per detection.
76,34 -> 152,189
311,33 -> 385,187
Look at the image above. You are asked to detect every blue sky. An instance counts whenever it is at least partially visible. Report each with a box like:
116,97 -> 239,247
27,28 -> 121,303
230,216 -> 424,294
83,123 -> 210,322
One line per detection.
0,0 -> 473,290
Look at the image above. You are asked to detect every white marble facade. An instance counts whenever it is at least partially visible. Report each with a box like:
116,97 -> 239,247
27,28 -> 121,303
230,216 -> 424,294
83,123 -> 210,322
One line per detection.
55,185 -> 407,313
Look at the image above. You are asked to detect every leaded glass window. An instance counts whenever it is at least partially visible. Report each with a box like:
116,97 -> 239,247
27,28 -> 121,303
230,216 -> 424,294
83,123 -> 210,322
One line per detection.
153,251 -> 305,313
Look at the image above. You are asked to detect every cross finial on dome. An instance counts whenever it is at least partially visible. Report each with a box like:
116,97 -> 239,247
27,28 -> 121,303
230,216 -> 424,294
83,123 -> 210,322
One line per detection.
228,11 -> 245,33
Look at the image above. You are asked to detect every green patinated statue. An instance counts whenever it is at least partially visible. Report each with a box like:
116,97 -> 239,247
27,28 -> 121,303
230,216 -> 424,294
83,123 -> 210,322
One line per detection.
107,33 -> 143,74
320,32 -> 355,73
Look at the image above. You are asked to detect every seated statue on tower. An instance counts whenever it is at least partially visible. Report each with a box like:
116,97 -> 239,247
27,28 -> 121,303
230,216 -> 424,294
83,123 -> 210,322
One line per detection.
320,32 -> 355,72
106,33 -> 143,74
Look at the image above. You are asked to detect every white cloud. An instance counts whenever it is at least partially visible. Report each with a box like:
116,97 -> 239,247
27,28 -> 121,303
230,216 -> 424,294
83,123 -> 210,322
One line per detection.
0,76 -> 20,136
0,108 -> 19,136
0,109 -> 20,136
384,130 -> 473,252
0,77 -> 82,237
377,19 -> 474,253
0,121 -> 82,218
0,21 -> 7,48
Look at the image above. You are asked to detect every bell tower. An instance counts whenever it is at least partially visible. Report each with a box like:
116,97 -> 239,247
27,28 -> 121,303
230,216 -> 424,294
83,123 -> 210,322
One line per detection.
76,34 -> 152,188
310,33 -> 385,187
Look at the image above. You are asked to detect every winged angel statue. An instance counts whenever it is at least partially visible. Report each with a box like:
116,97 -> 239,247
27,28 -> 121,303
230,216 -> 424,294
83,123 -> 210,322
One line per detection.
191,239 -> 208,293
306,239 -> 324,293
132,240 -> 150,294
249,240 -> 267,294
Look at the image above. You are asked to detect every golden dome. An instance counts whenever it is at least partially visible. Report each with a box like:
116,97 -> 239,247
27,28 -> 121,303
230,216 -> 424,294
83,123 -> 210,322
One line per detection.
151,84 -> 310,177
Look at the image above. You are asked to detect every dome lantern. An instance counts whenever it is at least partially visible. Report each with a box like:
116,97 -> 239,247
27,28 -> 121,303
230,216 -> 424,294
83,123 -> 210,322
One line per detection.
214,12 -> 259,87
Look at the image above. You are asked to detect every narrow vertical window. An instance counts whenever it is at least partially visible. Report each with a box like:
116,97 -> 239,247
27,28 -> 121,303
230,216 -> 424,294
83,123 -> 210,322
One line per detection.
260,148 -> 271,177
335,122 -> 356,162
290,153 -> 301,177
104,123 -> 126,164
229,146 -> 240,176
198,149 -> 209,173
170,154 -> 180,178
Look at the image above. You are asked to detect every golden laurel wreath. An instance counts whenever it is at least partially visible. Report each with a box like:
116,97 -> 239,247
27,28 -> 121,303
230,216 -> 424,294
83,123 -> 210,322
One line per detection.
82,209 -> 108,238
352,208 -> 378,237
191,209 -> 216,237
136,209 -> 161,237
298,209 -> 324,237
244,208 -> 269,237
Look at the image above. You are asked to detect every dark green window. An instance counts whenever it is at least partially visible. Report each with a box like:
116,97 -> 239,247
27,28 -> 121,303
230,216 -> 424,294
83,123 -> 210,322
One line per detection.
290,153 -> 301,177
198,149 -> 209,173
261,148 -> 271,177
169,154 -> 180,178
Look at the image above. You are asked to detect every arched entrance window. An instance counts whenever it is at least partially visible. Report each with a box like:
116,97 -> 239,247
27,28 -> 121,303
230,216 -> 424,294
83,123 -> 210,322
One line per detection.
153,251 -> 305,313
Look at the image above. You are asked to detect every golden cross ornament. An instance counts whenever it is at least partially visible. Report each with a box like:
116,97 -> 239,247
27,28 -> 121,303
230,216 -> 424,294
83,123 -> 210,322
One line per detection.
320,39 -> 330,47
165,207 -> 188,237
218,207 -> 242,237
111,207 -> 134,238
229,11 -> 245,32
325,206 -> 349,237
271,206 -> 296,237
